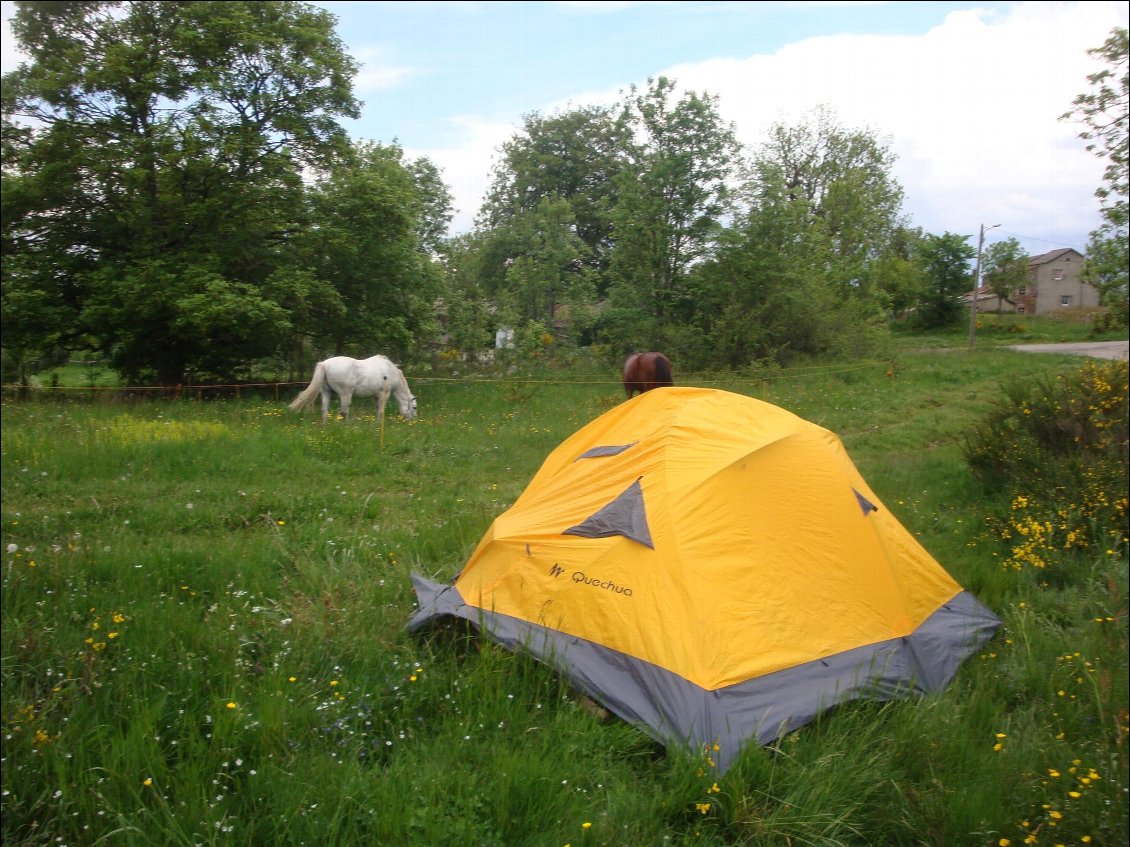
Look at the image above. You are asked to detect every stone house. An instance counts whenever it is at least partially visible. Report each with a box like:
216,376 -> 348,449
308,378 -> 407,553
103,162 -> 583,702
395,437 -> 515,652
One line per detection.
971,248 -> 1100,315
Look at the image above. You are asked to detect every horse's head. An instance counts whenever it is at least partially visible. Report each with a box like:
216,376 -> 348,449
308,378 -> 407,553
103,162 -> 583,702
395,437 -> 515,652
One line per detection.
400,393 -> 418,420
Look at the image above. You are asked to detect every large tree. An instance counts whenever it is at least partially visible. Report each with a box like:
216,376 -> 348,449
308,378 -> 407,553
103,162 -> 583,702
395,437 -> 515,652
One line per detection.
748,105 -> 906,295
683,108 -> 907,367
1,1 -> 360,384
478,105 -> 628,296
982,237 -> 1030,313
608,77 -> 741,328
501,196 -> 592,329
915,232 -> 977,328
1062,26 -> 1129,326
290,142 -> 446,361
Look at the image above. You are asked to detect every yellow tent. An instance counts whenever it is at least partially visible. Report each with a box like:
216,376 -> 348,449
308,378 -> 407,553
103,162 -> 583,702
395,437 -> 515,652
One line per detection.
408,387 -> 1000,771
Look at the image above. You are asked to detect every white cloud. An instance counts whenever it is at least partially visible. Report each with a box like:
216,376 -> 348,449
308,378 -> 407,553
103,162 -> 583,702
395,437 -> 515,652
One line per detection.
1,1 -> 26,73
6,0 -> 1124,254
437,1 -> 1123,251
350,44 -> 422,92
405,115 -> 519,233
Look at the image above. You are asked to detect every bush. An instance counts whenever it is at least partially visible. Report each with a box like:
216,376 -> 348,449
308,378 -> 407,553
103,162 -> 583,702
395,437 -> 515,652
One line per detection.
964,359 -> 1128,571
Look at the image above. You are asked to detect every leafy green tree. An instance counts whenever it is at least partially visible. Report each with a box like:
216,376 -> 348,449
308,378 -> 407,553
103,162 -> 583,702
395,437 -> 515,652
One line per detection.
1,0 -> 359,383
479,105 -> 628,296
1062,26 -> 1128,326
433,232 -> 496,363
688,213 -> 815,367
408,156 -> 455,257
868,227 -> 931,320
501,196 -> 593,331
982,237 -> 1030,314
915,232 -> 977,328
682,108 -> 905,367
749,105 -> 907,296
293,142 -> 444,361
608,76 -> 742,331
691,181 -> 888,368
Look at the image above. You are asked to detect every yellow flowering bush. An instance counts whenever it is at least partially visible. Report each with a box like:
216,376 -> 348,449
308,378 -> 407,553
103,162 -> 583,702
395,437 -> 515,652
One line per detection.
965,360 -> 1128,570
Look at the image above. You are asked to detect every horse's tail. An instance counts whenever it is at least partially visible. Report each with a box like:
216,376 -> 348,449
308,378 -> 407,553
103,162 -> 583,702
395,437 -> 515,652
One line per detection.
654,354 -> 673,387
288,362 -> 326,412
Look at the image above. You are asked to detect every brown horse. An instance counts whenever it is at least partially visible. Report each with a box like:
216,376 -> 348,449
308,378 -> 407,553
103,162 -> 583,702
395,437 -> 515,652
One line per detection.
622,352 -> 674,398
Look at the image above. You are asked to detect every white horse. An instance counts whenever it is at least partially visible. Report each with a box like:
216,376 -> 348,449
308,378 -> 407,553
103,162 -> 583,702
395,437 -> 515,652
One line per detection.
289,355 -> 418,425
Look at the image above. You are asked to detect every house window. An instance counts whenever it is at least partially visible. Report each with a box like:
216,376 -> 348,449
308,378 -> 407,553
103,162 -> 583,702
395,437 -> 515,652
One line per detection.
1060,295 -> 1072,306
1053,269 -> 1065,280
1017,305 -> 1026,314
1017,286 -> 1027,296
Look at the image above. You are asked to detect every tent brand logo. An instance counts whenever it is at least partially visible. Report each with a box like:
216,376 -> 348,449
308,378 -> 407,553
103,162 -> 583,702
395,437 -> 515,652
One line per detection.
548,563 -> 632,597
571,571 -> 633,597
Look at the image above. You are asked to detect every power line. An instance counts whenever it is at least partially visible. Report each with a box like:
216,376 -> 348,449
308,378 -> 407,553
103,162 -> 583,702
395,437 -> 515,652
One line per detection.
997,229 -> 1090,254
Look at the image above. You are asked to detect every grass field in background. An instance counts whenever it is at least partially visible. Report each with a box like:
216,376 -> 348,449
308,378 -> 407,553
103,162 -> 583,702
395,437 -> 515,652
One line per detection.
2,348 -> 1126,846
890,308 -> 1125,351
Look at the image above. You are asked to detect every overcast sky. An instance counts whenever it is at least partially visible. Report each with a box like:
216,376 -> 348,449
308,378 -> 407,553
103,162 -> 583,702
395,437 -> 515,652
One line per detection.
4,1 -> 1127,257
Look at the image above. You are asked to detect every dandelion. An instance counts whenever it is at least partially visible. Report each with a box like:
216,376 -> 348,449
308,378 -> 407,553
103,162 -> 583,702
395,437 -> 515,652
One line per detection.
288,676 -> 297,683
277,520 -> 285,526
143,778 -> 153,787
581,821 -> 592,829
226,702 -> 237,710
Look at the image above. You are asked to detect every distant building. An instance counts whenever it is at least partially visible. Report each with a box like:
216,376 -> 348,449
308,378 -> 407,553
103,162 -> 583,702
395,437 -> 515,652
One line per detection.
495,327 -> 515,349
968,248 -> 1100,315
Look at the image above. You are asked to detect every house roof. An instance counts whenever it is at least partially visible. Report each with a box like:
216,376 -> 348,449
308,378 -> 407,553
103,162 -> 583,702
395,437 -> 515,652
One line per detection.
1027,247 -> 1083,265
963,287 -> 998,301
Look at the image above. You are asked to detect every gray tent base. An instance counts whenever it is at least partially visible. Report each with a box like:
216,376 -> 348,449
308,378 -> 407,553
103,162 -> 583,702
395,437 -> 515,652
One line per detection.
406,574 -> 1001,773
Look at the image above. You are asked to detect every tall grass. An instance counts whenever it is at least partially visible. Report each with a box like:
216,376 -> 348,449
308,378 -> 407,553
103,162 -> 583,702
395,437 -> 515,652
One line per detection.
2,351 -> 1126,846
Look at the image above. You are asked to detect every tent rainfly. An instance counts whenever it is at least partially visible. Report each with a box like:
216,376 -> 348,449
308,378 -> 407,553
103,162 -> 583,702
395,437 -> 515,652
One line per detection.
407,387 -> 1001,772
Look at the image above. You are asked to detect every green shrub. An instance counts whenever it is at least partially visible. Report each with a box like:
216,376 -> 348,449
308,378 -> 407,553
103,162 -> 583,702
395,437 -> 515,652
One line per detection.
964,359 -> 1128,571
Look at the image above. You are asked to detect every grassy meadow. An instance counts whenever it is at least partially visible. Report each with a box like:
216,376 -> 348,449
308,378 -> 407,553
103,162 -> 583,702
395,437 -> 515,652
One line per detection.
2,347 -> 1127,846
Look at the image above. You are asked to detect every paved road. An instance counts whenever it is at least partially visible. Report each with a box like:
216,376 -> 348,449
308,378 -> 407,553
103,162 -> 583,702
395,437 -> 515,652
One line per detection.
1007,340 -> 1128,360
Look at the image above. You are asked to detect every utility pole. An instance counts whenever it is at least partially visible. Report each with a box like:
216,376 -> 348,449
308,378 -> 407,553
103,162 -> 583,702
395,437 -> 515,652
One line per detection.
968,223 -> 1000,349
